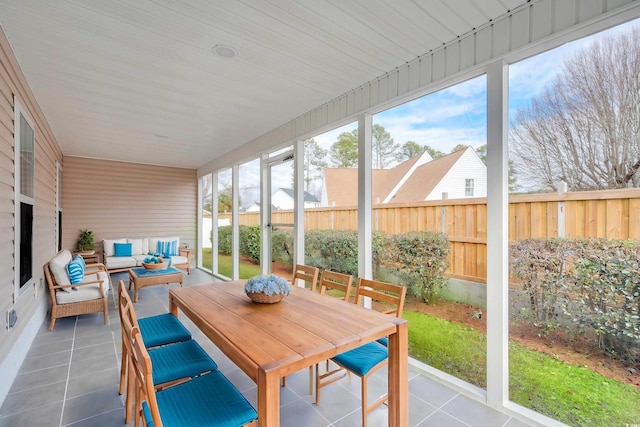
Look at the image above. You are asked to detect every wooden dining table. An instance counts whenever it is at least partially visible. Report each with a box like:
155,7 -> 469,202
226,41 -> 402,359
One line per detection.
169,281 -> 408,427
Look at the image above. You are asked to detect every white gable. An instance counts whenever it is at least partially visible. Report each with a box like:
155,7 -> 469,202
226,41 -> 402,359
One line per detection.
426,148 -> 487,201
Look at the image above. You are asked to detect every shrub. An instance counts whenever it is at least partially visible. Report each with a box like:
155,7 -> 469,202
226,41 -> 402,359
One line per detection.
510,238 -> 640,365
239,225 -> 261,264
381,231 -> 450,303
510,239 -> 571,329
566,240 -> 640,363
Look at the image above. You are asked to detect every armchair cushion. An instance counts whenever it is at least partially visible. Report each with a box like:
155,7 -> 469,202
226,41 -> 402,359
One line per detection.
55,271 -> 110,304
49,250 -> 73,292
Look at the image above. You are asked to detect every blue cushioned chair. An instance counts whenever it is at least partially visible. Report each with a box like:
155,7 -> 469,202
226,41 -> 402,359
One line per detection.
354,277 -> 406,348
281,264 -> 321,392
118,281 -> 214,424
315,277 -> 406,427
131,328 -> 258,427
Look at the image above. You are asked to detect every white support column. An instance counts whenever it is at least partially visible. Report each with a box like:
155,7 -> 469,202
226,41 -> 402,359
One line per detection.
486,60 -> 509,408
197,176 -> 203,269
358,114 -> 373,281
293,139 -> 305,272
260,154 -> 270,275
212,173 -> 219,274
232,164 -> 240,280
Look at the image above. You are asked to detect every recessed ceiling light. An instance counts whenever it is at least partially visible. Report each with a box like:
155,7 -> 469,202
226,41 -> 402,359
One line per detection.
212,44 -> 237,58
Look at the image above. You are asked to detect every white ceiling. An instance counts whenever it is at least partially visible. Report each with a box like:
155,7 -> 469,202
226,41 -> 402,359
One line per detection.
0,0 -> 528,169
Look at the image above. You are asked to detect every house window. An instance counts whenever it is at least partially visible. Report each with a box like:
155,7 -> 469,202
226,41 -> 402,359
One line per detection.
15,99 -> 35,296
465,178 -> 474,197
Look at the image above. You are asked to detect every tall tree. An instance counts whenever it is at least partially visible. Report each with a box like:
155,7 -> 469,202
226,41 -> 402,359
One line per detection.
303,138 -> 327,196
396,141 -> 445,162
475,144 -> 519,192
510,26 -> 640,191
329,129 -> 358,167
397,141 -> 426,161
372,124 -> 399,169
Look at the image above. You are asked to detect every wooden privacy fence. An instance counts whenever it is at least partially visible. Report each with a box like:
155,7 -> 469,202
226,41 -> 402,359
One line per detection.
219,188 -> 640,283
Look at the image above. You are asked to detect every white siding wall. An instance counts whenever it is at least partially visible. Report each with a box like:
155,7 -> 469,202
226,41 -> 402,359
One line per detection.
426,150 -> 488,201
0,25 -> 63,403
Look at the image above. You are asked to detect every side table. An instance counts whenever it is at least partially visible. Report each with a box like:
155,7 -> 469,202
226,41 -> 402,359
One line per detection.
75,250 -> 101,264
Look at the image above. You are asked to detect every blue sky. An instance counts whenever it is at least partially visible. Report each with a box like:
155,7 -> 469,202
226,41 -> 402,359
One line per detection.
239,18 -> 639,203
312,18 -> 639,160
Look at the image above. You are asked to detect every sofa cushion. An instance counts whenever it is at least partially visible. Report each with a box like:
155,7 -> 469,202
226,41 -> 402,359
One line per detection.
132,254 -> 148,266
170,255 -> 188,265
105,256 -> 137,270
103,238 -> 127,257
66,255 -> 85,285
49,250 -> 73,292
128,238 -> 144,255
114,242 -> 133,257
157,240 -> 178,257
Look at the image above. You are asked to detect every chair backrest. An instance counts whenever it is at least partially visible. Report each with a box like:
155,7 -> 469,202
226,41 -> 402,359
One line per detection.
292,264 -> 319,291
318,270 -> 353,302
130,327 -> 162,427
354,278 -> 407,318
118,280 -> 139,327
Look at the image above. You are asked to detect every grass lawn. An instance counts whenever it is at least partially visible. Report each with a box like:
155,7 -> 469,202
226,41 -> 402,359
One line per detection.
404,311 -> 640,426
201,248 -> 261,278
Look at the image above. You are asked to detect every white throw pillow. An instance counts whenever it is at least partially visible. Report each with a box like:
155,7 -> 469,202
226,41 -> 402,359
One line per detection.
103,238 -> 127,257
49,250 -> 73,292
128,239 -> 143,255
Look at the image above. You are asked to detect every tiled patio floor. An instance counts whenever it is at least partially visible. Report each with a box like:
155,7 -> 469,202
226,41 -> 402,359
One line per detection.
0,269 -> 533,427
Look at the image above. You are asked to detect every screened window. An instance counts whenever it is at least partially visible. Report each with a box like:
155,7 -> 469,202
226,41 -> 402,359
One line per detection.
15,99 -> 35,294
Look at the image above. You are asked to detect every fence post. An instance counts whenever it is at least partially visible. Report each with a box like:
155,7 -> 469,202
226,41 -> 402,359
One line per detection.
557,181 -> 567,237
441,192 -> 448,234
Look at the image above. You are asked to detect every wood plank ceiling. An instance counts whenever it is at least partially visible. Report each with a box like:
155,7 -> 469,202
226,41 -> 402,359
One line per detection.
0,0 -> 528,169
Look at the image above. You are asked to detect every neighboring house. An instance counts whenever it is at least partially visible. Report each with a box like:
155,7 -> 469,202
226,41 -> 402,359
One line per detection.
244,202 -> 277,212
321,147 -> 487,207
272,188 -> 321,210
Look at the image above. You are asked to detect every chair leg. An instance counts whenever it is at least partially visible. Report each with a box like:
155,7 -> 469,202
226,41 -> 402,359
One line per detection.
118,343 -> 127,395
308,366 -> 313,395
361,375 -> 368,427
125,359 -> 135,424
49,316 -> 56,331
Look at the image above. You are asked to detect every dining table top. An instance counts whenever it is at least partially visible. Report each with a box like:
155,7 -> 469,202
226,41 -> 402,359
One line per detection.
168,280 -> 409,426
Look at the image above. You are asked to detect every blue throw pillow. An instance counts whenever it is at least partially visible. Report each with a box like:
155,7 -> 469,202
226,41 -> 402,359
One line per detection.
114,242 -> 133,257
157,240 -> 178,258
76,254 -> 86,269
67,256 -> 85,285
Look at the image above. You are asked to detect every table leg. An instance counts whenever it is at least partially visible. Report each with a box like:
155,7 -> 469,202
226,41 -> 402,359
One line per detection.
257,366 -> 280,426
168,294 -> 178,317
388,321 -> 408,427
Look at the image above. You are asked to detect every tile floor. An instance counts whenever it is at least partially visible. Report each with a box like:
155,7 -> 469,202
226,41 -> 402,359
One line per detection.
0,269 -> 533,427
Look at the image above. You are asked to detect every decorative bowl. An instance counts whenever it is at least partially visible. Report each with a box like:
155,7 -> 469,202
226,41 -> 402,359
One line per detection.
244,274 -> 290,304
246,292 -> 284,304
142,257 -> 165,270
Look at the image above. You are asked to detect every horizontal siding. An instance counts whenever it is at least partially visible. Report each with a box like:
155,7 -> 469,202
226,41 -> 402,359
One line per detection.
199,0 -> 639,175
0,25 -> 62,371
62,157 -> 197,253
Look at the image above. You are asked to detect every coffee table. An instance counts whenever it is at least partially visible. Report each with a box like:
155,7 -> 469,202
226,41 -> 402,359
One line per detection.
128,267 -> 183,302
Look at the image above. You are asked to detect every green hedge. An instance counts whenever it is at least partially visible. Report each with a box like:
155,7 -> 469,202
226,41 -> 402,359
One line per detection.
220,226 -> 450,303
510,238 -> 640,365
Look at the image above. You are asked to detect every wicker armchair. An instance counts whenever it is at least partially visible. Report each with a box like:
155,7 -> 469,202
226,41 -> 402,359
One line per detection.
44,250 -> 110,331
